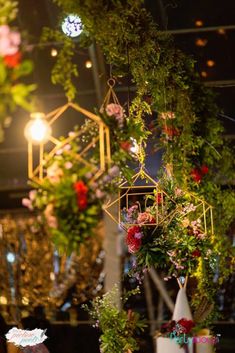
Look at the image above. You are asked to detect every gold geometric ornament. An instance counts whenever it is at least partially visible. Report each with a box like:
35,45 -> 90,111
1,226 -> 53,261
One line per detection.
26,102 -> 111,183
103,169 -> 173,231
100,78 -> 121,113
103,169 -> 214,237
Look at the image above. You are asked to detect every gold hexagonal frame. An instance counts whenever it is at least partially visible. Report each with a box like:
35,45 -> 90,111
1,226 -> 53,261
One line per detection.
103,170 -> 214,236
27,102 -> 111,184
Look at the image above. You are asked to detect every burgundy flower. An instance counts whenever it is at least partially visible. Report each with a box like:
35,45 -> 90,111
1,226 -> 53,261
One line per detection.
192,249 -> 201,257
201,165 -> 209,175
4,51 -> 21,68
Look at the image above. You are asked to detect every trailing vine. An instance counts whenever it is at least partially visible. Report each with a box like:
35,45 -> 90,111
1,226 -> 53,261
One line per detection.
43,0 -> 234,315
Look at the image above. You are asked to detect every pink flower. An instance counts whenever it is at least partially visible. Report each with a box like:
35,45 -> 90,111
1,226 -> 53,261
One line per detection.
47,162 -> 63,183
22,198 -> 33,210
29,190 -> 37,201
65,161 -> 73,169
63,144 -> 71,151
0,25 -> 21,56
95,189 -> 105,199
137,212 -> 155,225
106,104 -> 124,127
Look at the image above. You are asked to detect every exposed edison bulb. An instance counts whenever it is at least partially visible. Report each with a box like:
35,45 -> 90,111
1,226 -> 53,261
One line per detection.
85,60 -> 92,69
24,112 -> 52,144
51,48 -> 58,57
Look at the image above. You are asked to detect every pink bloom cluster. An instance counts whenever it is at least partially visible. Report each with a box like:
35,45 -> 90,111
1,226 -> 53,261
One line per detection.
106,103 -> 124,128
190,219 -> 205,239
22,190 -> 37,210
0,25 -> 21,56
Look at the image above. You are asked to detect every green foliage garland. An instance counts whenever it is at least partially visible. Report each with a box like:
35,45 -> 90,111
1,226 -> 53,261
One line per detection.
44,0 -> 234,310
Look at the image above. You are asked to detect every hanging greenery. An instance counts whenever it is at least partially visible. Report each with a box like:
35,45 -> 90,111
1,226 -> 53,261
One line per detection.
0,0 -> 36,142
42,0 -> 234,312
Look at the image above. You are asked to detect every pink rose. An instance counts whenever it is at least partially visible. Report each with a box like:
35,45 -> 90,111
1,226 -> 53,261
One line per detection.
106,103 -> 124,127
137,212 -> 155,225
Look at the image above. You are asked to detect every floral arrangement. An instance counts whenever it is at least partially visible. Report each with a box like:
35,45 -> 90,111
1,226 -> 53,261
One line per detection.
23,128 -> 120,254
84,286 -> 146,353
98,102 -> 149,180
122,177 -> 216,278
161,317 -> 195,336
0,2 -> 35,141
159,318 -> 195,348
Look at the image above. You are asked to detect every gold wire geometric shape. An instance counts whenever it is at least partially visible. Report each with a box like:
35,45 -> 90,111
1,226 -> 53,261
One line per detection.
99,78 -> 120,113
27,102 -> 111,183
103,169 -> 214,236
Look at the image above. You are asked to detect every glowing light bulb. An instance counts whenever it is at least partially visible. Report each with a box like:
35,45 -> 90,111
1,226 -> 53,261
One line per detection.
51,48 -> 58,57
62,14 -> 83,38
6,252 -> 15,263
201,71 -> 208,78
85,60 -> 92,68
195,38 -> 208,47
195,20 -> 203,27
24,112 -> 52,144
206,60 -> 215,67
0,296 -> 7,305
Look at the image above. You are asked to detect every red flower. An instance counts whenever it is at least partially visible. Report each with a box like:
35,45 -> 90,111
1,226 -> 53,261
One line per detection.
201,165 -> 209,175
163,126 -> 179,137
120,141 -> 131,151
192,249 -> 201,257
156,193 -> 162,204
177,319 -> 195,334
74,181 -> 88,211
126,226 -> 143,254
190,168 -> 202,183
4,51 -> 22,68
